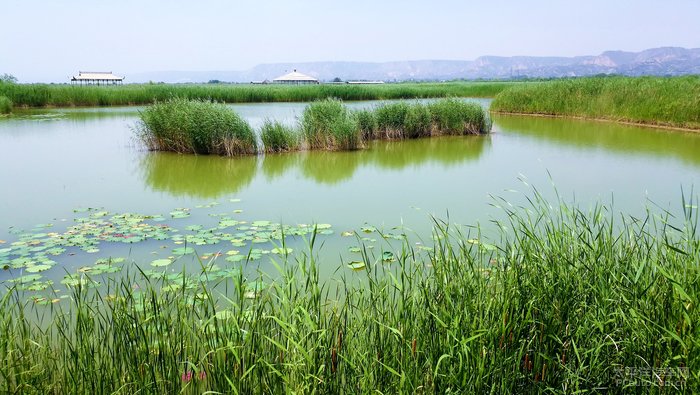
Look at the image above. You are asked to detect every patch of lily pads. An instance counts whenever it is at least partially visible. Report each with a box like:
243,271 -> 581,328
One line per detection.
1,202 -> 340,301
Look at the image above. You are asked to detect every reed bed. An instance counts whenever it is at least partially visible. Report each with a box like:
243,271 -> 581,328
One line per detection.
0,81 -> 517,108
136,98 -> 257,155
260,119 -> 301,153
137,98 -> 491,155
1,191 -> 698,393
301,99 -> 361,150
491,76 -> 700,130
0,95 -> 11,114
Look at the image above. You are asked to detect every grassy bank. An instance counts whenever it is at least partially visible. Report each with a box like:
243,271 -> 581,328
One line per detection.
0,95 -> 11,114
0,81 -> 516,108
137,98 -> 491,155
491,76 -> 700,130
1,192 -> 698,393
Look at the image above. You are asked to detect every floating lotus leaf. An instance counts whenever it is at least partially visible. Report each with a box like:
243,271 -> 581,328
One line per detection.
24,280 -> 53,291
25,264 -> 52,273
348,246 -> 362,253
0,247 -> 12,255
252,238 -> 269,244
46,247 -> 66,256
10,274 -> 43,283
11,257 -> 34,268
169,209 -> 190,219
348,261 -> 366,271
315,224 -> 332,230
186,225 -> 203,232
229,198 -> 241,203
319,229 -> 334,235
252,221 -> 271,227
225,254 -> 246,263
34,223 -> 54,229
172,247 -> 195,256
480,243 -> 497,251
341,231 -> 354,237
218,219 -> 239,228
91,263 -> 122,274
89,211 -> 109,218
226,250 -> 240,255
233,209 -> 243,214
271,247 -> 293,255
61,275 -> 91,287
361,226 -> 376,233
151,258 -> 173,267
215,310 -> 235,320
84,247 -> 100,253
382,251 -> 395,262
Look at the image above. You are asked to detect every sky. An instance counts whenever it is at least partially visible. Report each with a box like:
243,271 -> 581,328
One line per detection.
2,0 -> 699,82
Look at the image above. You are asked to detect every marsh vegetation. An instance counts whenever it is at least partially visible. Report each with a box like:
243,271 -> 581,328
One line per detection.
491,76 -> 700,130
1,191 -> 697,393
136,98 -> 491,155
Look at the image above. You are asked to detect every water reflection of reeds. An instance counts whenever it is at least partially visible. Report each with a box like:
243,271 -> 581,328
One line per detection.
142,135 -> 490,197
494,114 -> 700,167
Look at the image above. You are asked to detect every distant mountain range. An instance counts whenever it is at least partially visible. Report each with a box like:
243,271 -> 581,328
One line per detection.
128,47 -> 700,83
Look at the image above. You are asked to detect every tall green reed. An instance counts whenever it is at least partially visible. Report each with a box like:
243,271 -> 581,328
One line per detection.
491,76 -> 700,129
1,191 -> 698,393
136,98 -> 257,155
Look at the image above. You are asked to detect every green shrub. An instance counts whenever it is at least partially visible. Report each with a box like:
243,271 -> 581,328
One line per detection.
428,98 -> 490,134
301,98 -> 361,150
137,98 -> 257,155
260,119 -> 300,153
0,96 -> 11,114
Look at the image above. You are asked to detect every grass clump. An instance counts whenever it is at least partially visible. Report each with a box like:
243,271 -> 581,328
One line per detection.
0,95 -> 11,114
428,97 -> 490,134
260,119 -> 300,153
374,102 -> 411,139
301,98 -> 361,150
137,98 -> 257,155
491,76 -> 700,129
0,191 -> 698,393
353,108 -> 378,140
374,99 -> 491,139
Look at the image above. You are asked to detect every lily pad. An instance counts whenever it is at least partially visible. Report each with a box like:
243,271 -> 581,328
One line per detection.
151,258 -> 173,267
25,264 -> 53,273
170,209 -> 190,219
271,247 -> 293,255
348,261 -> 366,271
172,247 -> 195,256
382,251 -> 396,262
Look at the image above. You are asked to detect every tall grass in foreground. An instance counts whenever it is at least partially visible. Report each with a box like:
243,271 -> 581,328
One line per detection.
491,76 -> 700,129
0,95 -> 11,114
260,119 -> 301,153
1,192 -> 698,393
136,98 -> 257,155
0,81 -> 518,108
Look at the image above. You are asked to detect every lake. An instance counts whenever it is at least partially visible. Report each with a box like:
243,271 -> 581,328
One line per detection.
2,99 -> 700,294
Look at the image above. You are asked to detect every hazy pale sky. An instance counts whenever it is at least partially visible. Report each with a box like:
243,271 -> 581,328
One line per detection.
2,0 -> 699,82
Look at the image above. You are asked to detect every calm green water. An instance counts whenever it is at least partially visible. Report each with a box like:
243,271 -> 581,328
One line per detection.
1,101 -> 700,295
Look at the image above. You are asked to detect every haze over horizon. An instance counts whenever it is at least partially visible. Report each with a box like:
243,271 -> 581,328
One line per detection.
2,0 -> 700,82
